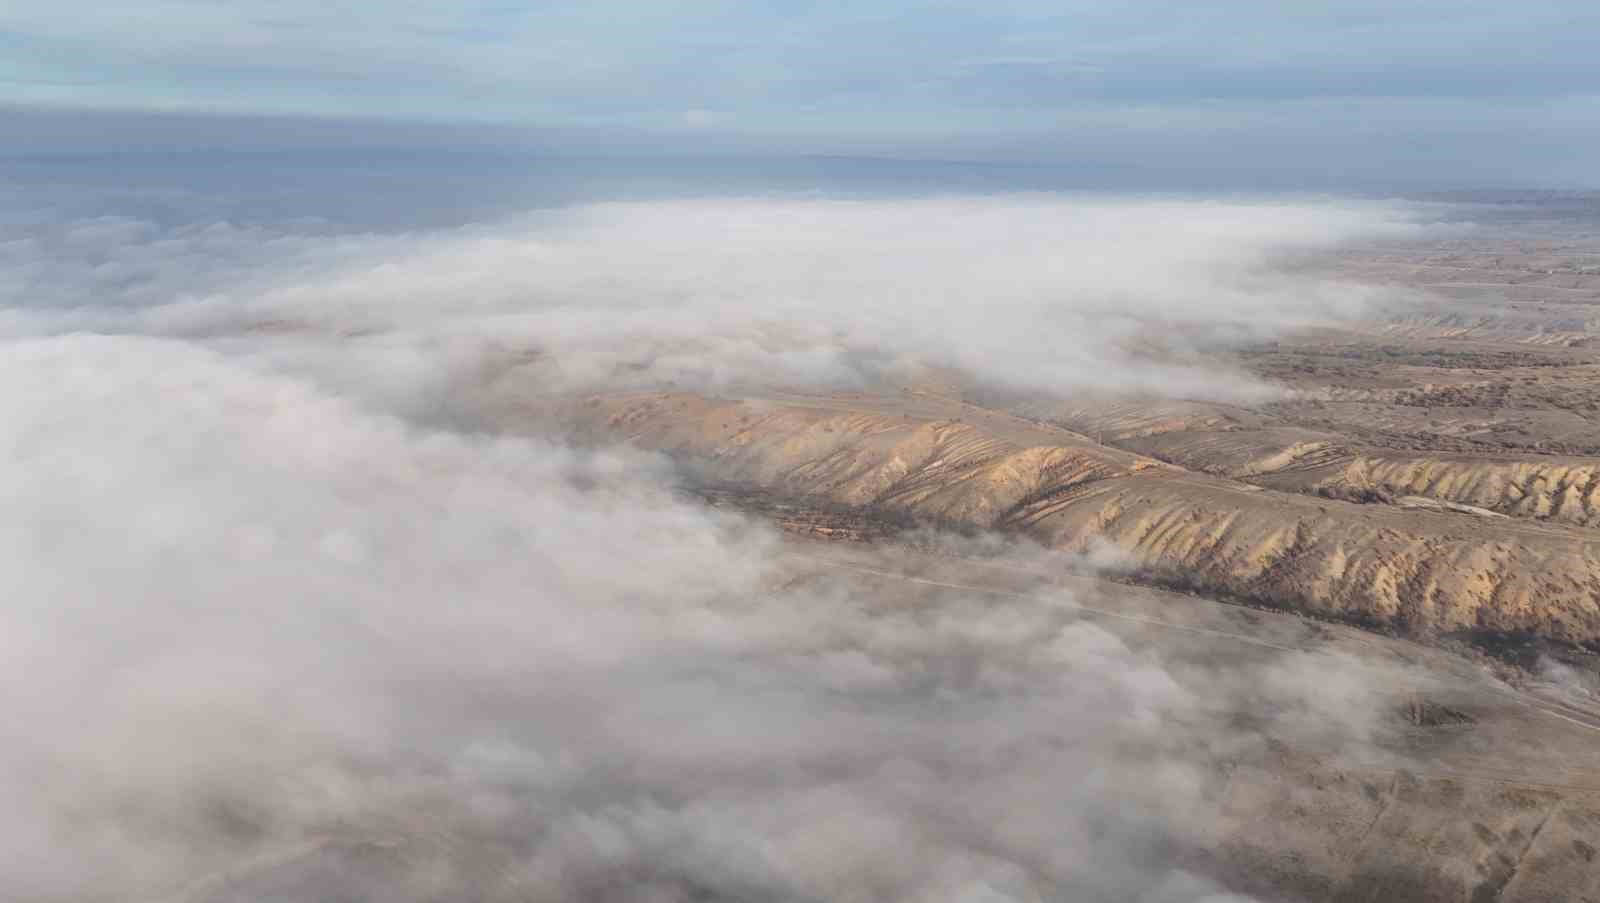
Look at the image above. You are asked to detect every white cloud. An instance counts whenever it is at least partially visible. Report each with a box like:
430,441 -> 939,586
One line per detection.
0,190 -> 1436,900
3,195 -> 1430,416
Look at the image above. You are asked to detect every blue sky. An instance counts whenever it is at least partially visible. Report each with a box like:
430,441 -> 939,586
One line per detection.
4,2 -> 1599,183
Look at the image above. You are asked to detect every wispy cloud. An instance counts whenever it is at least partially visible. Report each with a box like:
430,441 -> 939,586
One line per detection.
4,194 -> 1430,410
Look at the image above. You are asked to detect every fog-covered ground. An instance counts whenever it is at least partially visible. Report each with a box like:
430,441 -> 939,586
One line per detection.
1,156 -> 1454,901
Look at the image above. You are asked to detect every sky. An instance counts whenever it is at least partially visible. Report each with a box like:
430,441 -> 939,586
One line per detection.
3,1 -> 1599,185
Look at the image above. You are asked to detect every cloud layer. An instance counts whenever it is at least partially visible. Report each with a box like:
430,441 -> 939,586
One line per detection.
5,194 -> 1428,413
1,333 -> 1409,902
0,188 -> 1435,900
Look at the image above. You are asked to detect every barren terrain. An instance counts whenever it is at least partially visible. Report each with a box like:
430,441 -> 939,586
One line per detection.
499,202 -> 1600,659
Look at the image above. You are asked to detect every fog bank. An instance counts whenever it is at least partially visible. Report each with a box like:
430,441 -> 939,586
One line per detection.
0,189 -> 1441,901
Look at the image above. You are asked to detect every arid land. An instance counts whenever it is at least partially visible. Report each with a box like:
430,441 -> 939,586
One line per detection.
511,202 -> 1600,658
467,199 -> 1600,901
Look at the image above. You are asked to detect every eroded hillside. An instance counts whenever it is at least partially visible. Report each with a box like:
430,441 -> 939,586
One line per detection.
495,207 -> 1600,655
529,390 -> 1600,649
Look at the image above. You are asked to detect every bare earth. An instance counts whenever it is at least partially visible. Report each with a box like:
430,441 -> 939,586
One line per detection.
511,204 -> 1600,656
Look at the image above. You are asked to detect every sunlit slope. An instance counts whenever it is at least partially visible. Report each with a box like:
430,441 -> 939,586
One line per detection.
545,391 -> 1600,647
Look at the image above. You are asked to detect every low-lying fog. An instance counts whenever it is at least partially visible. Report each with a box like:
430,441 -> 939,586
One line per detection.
0,168 -> 1444,901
